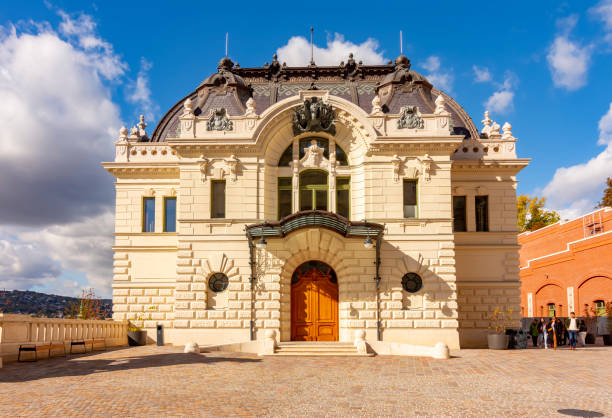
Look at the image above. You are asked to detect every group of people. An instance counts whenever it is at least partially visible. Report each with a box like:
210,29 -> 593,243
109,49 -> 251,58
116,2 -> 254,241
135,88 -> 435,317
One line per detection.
528,312 -> 585,350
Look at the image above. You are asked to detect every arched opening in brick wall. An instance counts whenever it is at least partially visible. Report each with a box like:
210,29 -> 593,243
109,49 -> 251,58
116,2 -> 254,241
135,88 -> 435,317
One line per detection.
578,276 -> 612,316
535,283 -> 564,317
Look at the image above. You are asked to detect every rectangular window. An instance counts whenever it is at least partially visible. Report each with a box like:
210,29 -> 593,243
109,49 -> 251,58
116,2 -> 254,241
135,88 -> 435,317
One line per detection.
211,180 -> 226,218
278,177 -> 292,220
475,195 -> 489,231
403,180 -> 417,218
452,196 -> 467,232
164,197 -> 176,232
336,177 -> 350,219
548,303 -> 556,317
143,197 -> 155,232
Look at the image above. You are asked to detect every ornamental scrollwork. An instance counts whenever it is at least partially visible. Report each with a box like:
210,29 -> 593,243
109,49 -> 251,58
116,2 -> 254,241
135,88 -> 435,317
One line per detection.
397,106 -> 424,129
207,108 -> 233,131
292,97 -> 336,136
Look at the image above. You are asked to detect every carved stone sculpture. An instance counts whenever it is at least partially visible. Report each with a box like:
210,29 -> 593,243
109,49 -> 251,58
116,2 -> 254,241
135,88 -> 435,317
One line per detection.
183,97 -> 194,116
225,154 -> 239,182
502,122 -> 513,139
481,110 -> 492,137
137,115 -> 148,139
245,97 -> 257,117
419,154 -> 433,182
292,97 -> 336,136
397,106 -> 424,129
371,94 -> 383,115
434,95 -> 448,115
301,139 -> 326,168
391,154 -> 403,183
119,126 -> 128,141
198,155 -> 210,182
207,108 -> 233,131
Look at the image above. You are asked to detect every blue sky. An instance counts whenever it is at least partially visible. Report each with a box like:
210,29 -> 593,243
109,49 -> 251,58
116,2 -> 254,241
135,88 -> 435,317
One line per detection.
0,1 -> 611,297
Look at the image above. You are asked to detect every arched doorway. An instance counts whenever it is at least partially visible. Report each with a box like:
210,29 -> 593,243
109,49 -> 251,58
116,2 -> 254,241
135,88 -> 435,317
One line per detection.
291,260 -> 339,341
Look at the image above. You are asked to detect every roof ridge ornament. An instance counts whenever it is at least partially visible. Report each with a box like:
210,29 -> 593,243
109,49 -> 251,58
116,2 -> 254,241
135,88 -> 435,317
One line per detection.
292,97 -> 336,136
340,52 -> 363,80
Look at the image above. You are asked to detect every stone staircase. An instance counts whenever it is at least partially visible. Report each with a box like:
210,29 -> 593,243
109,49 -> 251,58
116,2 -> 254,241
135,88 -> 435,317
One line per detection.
268,341 -> 374,356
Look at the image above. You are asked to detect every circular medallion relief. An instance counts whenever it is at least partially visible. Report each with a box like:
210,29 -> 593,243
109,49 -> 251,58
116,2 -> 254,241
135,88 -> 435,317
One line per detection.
208,273 -> 229,293
401,273 -> 423,293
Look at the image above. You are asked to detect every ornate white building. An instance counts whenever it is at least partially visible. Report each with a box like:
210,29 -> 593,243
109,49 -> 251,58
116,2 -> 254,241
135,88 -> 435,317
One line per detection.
103,54 -> 528,350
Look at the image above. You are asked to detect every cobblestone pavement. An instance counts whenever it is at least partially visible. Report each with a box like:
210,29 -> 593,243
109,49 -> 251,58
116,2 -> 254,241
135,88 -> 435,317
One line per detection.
0,345 -> 610,417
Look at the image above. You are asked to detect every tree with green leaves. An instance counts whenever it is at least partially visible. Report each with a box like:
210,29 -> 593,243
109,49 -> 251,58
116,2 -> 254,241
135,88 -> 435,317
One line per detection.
517,195 -> 560,232
597,177 -> 612,208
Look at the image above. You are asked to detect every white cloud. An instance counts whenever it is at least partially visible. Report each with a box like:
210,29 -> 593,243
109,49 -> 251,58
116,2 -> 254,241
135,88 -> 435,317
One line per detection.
542,104 -> 612,218
276,33 -> 386,67
590,0 -> 612,31
57,11 -> 126,80
420,55 -> 453,92
485,90 -> 515,114
482,71 -> 518,114
127,57 -> 158,121
598,102 -> 612,145
473,65 -> 492,83
0,12 -> 125,296
421,56 -> 440,72
547,34 -> 592,90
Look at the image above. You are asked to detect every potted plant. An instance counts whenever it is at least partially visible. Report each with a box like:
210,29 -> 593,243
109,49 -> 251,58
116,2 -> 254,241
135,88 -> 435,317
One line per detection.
598,302 -> 612,346
127,313 -> 148,346
583,304 -> 597,344
487,306 -> 512,349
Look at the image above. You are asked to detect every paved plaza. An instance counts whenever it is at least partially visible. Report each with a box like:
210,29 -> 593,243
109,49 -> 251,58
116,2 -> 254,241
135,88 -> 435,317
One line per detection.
0,345 -> 610,417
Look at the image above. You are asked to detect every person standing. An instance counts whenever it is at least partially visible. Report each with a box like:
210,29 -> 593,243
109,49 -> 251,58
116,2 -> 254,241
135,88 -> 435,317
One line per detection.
550,316 -> 563,350
538,318 -> 548,349
566,312 -> 579,350
529,319 -> 539,348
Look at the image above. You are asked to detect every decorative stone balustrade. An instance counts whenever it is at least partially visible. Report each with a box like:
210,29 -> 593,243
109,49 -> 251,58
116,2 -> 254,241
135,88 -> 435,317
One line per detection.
115,142 -> 178,163
0,314 -> 128,365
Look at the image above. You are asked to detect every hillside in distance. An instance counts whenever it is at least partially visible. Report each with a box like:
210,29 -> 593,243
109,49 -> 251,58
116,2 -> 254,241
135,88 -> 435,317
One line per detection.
0,289 -> 112,318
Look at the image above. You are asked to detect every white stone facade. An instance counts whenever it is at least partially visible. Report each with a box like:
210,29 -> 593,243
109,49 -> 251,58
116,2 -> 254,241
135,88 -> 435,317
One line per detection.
103,56 -> 528,348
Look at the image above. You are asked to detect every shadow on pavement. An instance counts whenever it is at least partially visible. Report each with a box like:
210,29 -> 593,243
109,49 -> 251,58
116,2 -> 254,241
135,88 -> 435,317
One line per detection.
0,349 -> 260,383
558,409 -> 605,417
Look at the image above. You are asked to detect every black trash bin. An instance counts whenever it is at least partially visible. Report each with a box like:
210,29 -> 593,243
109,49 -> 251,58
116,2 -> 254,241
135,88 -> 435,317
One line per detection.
157,324 -> 164,346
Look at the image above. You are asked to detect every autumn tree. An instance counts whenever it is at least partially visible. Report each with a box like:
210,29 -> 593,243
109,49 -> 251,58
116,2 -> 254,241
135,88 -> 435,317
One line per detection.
597,177 -> 612,208
65,288 -> 102,319
517,195 -> 560,232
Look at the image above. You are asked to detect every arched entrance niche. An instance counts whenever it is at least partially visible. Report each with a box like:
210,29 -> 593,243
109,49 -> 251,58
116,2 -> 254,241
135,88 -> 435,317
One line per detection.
252,93 -> 374,221
291,260 -> 339,341
578,275 -> 612,315
535,283 -> 564,317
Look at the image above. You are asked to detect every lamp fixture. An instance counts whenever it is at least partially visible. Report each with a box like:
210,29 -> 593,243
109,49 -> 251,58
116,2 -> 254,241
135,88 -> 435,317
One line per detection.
256,236 -> 267,249
363,235 -> 373,249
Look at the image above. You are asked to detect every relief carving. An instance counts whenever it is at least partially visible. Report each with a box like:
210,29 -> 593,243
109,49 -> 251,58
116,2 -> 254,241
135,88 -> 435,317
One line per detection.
397,106 -> 424,129
207,108 -> 233,131
292,97 -> 336,136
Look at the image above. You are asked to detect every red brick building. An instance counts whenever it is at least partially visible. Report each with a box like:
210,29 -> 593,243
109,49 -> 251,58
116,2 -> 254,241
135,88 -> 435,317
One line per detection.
519,207 -> 612,318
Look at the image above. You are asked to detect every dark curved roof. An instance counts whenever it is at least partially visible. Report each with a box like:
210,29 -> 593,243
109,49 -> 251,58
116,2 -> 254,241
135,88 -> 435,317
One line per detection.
245,210 -> 384,238
150,55 -> 479,142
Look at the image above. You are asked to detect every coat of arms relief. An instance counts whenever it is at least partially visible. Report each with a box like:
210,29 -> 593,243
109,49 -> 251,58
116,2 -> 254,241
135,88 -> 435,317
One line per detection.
292,97 -> 336,136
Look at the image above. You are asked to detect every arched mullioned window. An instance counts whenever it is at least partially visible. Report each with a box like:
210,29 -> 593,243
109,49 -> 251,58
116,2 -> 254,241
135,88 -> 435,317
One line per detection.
300,170 -> 328,211
276,138 -> 350,220
277,138 -> 348,167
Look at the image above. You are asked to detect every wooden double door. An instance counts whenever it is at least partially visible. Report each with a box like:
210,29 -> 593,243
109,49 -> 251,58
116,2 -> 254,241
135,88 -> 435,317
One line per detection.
291,262 -> 339,341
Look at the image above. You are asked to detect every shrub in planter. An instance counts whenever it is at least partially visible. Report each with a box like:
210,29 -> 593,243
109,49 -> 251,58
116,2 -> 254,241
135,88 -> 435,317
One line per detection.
487,306 -> 513,350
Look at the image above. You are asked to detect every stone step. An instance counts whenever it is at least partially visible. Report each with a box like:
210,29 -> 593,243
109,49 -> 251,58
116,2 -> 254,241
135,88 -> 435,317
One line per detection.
276,347 -> 357,353
271,351 -> 374,356
269,342 -> 373,356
